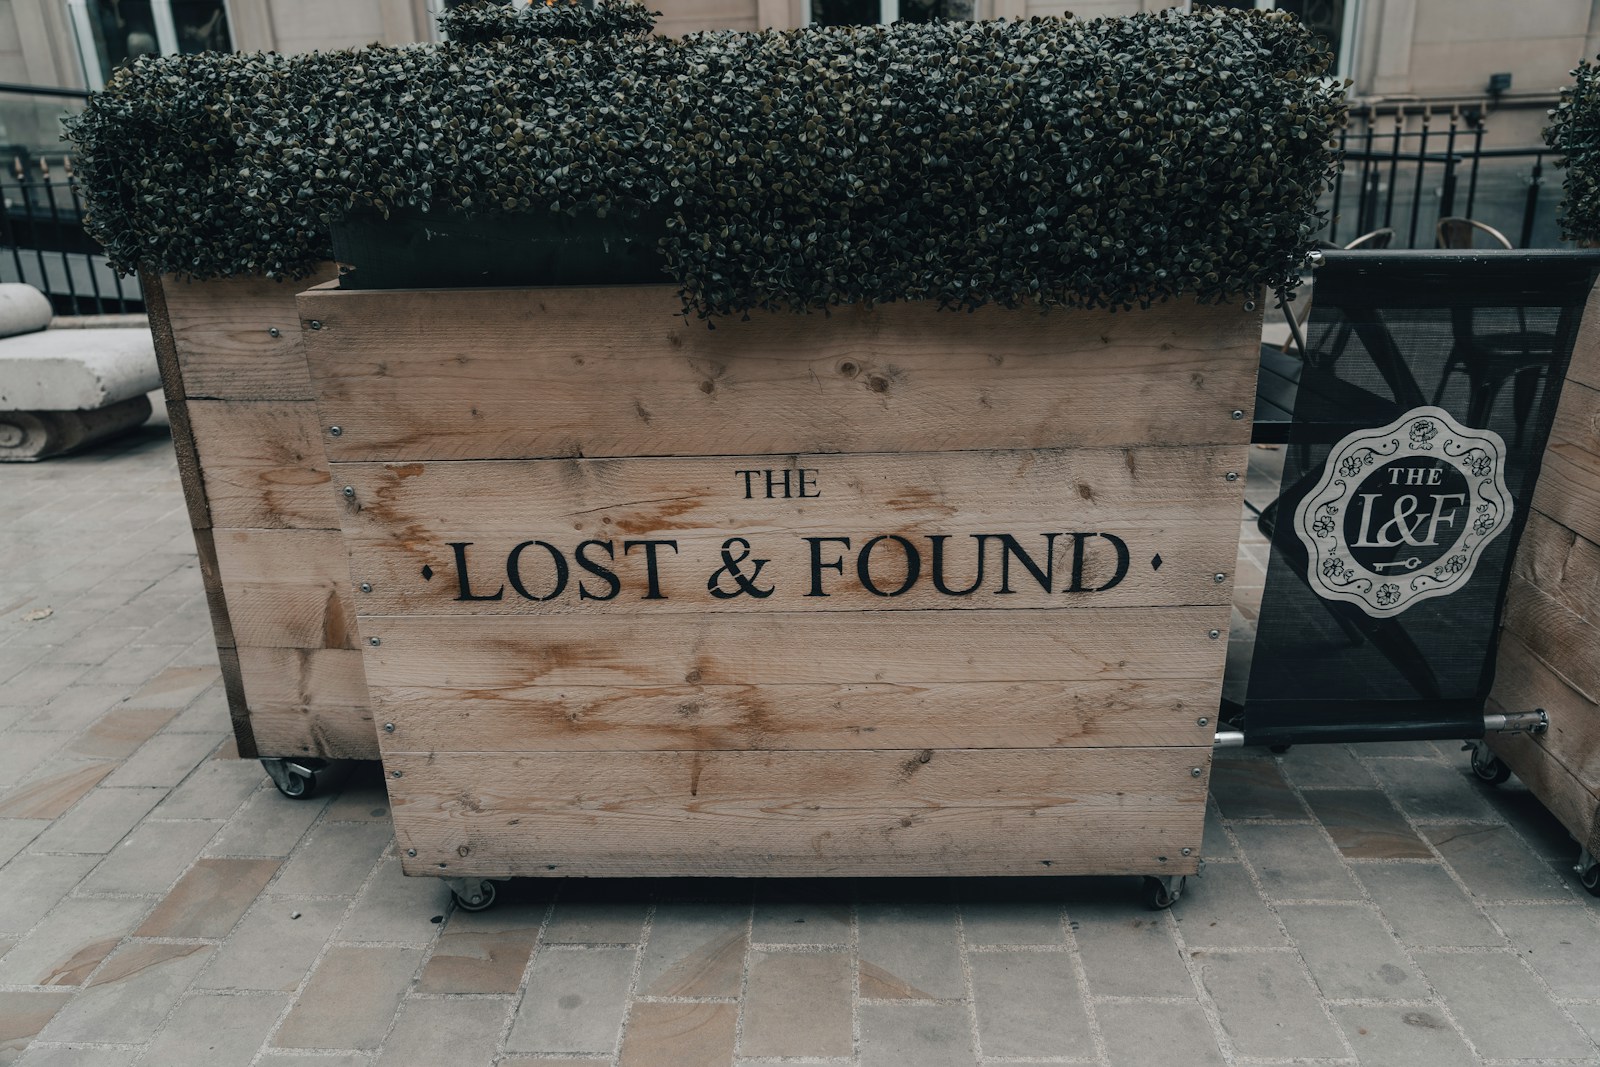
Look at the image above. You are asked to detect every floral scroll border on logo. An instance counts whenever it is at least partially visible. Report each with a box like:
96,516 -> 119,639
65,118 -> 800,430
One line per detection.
1292,405 -> 1514,619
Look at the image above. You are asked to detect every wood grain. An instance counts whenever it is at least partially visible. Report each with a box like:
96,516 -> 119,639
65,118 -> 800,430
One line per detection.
213,529 -> 357,650
1489,633 -> 1600,797
1501,572 -> 1600,707
360,607 -> 1228,690
189,400 -> 338,529
236,647 -> 377,760
386,747 -> 1209,878
375,677 -> 1217,753
165,267 -> 338,400
299,285 -> 1261,462
338,447 -> 1246,615
1565,278 -> 1600,393
1529,380 -> 1600,547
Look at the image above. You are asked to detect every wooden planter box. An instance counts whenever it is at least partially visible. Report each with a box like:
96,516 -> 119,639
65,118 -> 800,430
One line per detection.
144,269 -> 378,763
1488,282 -> 1600,875
298,283 -> 1261,882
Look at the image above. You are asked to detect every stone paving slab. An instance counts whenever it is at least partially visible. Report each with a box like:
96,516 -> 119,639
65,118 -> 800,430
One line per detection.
2,402 -> 1600,1065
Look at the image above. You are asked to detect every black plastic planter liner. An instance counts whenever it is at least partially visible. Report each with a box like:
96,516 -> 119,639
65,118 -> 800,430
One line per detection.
330,209 -> 669,290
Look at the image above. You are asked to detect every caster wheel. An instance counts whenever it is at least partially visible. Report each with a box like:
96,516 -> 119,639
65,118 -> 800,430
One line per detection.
261,758 -> 323,799
1142,875 -> 1186,910
1579,858 -> 1600,899
1469,744 -> 1511,785
451,880 -> 497,912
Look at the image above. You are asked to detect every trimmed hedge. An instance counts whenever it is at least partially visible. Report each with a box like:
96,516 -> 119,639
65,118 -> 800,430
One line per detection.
439,0 -> 659,46
1547,59 -> 1600,245
68,5 -> 1343,317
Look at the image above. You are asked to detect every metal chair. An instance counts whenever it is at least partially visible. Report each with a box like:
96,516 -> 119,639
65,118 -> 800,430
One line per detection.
1434,218 -> 1545,444
1436,216 -> 1513,250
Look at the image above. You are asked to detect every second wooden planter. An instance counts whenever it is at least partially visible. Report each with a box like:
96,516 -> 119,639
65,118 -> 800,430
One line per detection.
297,283 -> 1261,895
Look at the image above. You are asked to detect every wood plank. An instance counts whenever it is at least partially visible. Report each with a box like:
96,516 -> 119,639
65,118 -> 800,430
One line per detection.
361,608 -> 1228,690
1489,632 -> 1600,798
215,646 -> 258,760
1501,572 -> 1600,707
1530,380 -> 1600,547
189,527 -> 236,651
189,400 -> 339,529
386,748 -> 1209,878
1564,278 -> 1600,393
213,530 -> 357,650
141,271 -> 212,532
298,285 -> 1261,462
338,447 -> 1246,616
165,266 -> 338,401
377,678 -> 1217,753
1510,511 -> 1600,624
236,647 -> 377,760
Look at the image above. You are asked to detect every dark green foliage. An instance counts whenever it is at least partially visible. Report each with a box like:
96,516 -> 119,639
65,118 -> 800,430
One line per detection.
68,7 -> 1343,316
439,0 -> 660,46
1547,60 -> 1600,245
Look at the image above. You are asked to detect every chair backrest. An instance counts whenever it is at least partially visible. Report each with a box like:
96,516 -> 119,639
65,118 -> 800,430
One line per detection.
1437,216 -> 1513,250
1344,227 -> 1394,251
1239,250 -> 1600,745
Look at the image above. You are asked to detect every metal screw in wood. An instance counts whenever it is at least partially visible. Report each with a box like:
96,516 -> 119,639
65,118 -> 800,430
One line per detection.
329,426 -> 343,437
1214,573 -> 1226,583
384,722 -> 395,732
1231,409 -> 1244,420
1191,767 -> 1203,777
1209,629 -> 1221,639
309,320 -> 322,330
342,485 -> 354,498
1225,471 -> 1239,481
268,327 -> 280,337
360,582 -> 372,593
1196,717 -> 1209,727
370,637 -> 381,646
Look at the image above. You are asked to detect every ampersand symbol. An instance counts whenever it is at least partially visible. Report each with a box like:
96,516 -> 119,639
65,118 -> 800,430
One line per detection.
707,537 -> 773,599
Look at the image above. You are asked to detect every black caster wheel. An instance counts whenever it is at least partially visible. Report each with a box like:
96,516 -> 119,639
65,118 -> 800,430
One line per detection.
1469,744 -> 1511,785
262,758 -> 324,799
450,879 -> 497,912
1579,859 -> 1600,899
1142,875 -> 1186,910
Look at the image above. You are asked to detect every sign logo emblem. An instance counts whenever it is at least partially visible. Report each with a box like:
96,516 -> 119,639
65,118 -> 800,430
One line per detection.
1294,406 -> 1512,617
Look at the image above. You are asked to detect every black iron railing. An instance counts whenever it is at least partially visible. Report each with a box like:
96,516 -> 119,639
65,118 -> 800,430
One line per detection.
0,151 -> 142,316
0,82 -> 143,316
1324,107 -> 1563,250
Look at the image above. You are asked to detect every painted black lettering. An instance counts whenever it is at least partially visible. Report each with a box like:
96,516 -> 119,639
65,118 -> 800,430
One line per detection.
995,533 -> 1057,594
929,534 -> 988,596
574,539 -> 620,601
857,535 -> 922,597
736,470 -> 760,499
448,541 -> 504,602
804,536 -> 852,597
764,468 -> 792,498
798,468 -> 820,498
507,540 -> 568,601
623,539 -> 679,600
1095,532 -> 1130,591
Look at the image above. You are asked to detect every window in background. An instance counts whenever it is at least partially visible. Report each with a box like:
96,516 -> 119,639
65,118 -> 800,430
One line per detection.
1194,0 -> 1356,81
805,0 -> 974,27
66,0 -> 233,90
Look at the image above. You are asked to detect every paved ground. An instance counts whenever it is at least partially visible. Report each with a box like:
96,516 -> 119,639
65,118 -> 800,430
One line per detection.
2,399 -> 1600,1066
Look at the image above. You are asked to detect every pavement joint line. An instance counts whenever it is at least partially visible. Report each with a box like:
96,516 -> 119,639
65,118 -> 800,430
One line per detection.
492,880 -> 557,1061
849,898 -> 864,1063
607,897 -> 656,1063
954,895 -> 984,1064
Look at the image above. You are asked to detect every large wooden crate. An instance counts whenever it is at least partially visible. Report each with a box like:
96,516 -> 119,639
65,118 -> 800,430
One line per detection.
299,283 -> 1261,878
1489,281 -> 1600,864
144,269 -> 378,761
